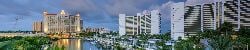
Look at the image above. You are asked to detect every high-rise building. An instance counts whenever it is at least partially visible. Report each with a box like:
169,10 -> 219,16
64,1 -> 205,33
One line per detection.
209,0 -> 250,31
171,2 -> 185,40
32,21 -> 43,32
181,0 -> 250,38
222,0 -> 250,30
184,4 -> 216,37
184,5 -> 202,37
151,10 -> 161,34
43,10 -> 83,33
119,14 -> 126,36
119,10 -> 161,36
202,4 -> 216,30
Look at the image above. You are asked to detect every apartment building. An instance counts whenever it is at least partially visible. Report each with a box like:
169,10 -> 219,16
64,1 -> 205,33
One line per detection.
181,0 -> 250,38
184,5 -> 202,37
119,10 -> 161,36
171,2 -> 185,40
222,0 -> 250,30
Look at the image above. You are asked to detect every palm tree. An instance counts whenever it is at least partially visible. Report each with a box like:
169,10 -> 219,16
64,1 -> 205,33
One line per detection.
189,36 -> 204,49
208,34 -> 232,50
174,39 -> 195,50
201,30 -> 218,39
218,22 -> 233,33
238,28 -> 250,49
199,22 -> 235,50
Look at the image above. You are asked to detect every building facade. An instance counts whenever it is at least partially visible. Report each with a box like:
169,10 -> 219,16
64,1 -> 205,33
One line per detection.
150,10 -> 161,34
171,2 -> 185,40
184,5 -> 202,37
43,10 -> 83,33
32,21 -> 43,32
119,10 -> 161,36
222,0 -> 250,30
205,0 -> 250,31
202,4 -> 216,30
184,4 -> 217,37
180,0 -> 250,38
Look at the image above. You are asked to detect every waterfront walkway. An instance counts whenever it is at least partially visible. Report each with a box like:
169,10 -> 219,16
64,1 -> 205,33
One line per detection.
0,33 -> 46,37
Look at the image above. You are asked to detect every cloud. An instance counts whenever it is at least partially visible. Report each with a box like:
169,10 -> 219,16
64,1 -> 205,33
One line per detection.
0,0 -> 174,32
147,1 -> 173,33
151,1 -> 173,20
62,0 -> 165,16
58,0 -> 169,31
103,0 -> 167,16
103,0 -> 143,16
0,0 -> 59,31
60,0 -> 98,12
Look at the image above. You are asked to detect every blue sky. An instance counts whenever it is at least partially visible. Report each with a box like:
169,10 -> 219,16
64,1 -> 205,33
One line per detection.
0,0 -> 186,33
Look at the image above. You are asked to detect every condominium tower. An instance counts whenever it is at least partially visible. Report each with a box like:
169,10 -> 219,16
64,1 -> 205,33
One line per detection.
184,3 -> 216,37
184,5 -> 202,37
171,2 -> 185,40
180,0 -> 250,38
119,10 -> 161,36
222,0 -> 250,30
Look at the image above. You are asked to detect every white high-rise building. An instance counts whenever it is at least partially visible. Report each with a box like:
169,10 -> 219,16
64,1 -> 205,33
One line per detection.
119,14 -> 126,36
171,2 -> 185,40
119,10 -> 161,36
151,10 -> 161,34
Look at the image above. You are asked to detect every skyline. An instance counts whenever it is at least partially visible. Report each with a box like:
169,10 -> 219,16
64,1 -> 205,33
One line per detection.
0,0 -> 249,50
0,0 -> 203,33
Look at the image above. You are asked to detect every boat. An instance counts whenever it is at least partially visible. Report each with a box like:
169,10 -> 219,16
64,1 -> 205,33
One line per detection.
91,41 -> 96,44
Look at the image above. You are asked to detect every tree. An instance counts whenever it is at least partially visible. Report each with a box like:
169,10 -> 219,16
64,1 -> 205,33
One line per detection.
175,22 -> 250,50
12,40 -> 31,50
238,28 -> 250,49
174,39 -> 195,50
208,34 -> 232,50
218,22 -> 233,33
114,44 -> 125,50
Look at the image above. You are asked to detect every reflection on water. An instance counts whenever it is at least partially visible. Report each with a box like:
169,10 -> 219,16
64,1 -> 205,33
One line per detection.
54,39 -> 99,50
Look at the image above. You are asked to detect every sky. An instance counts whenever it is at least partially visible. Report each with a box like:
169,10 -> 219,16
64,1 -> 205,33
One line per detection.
0,0 -> 203,33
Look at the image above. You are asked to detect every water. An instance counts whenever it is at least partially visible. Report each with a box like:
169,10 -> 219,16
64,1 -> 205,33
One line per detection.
54,39 -> 100,50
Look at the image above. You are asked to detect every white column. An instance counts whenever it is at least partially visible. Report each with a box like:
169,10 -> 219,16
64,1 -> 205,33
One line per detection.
201,4 -> 204,32
237,0 -> 240,31
247,44 -> 248,50
144,15 -> 147,34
